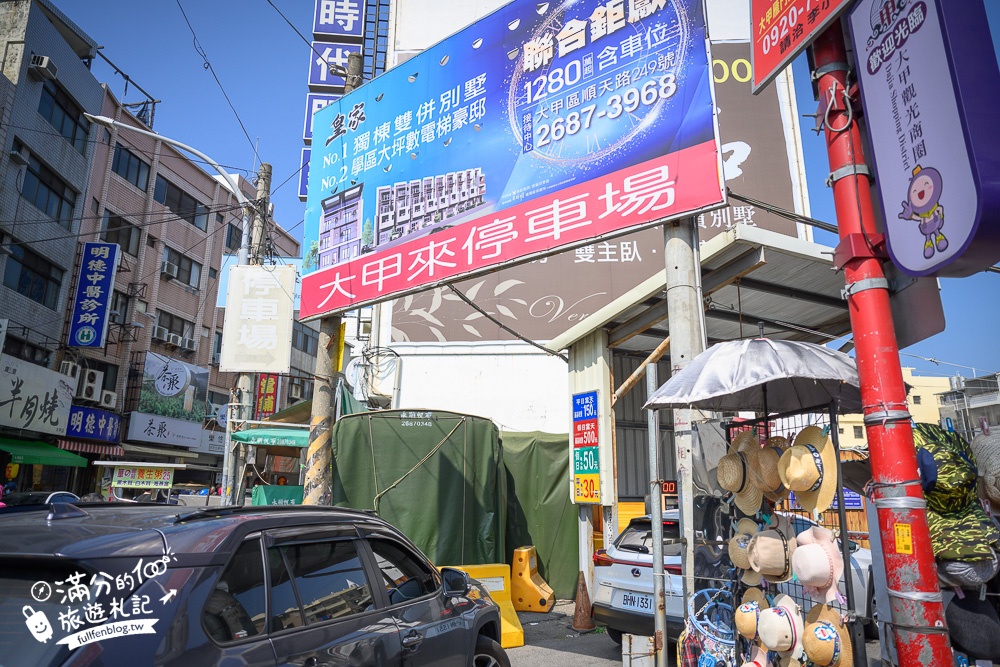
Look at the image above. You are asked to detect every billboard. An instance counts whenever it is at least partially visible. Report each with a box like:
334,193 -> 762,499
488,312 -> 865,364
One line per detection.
0,354 -> 75,435
301,0 -> 724,318
219,265 -> 296,374
391,42 -> 802,342
126,352 -> 209,448
255,374 -> 279,420
68,242 -> 121,348
849,0 -> 1000,277
66,405 -> 121,443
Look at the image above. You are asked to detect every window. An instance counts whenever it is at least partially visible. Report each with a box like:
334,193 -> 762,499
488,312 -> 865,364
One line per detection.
203,539 -> 266,642
85,359 -> 119,392
288,376 -> 313,402
214,331 -> 223,355
225,223 -> 242,254
369,538 -> 437,605
268,540 -> 372,629
19,151 -> 76,227
162,246 -> 202,288
111,144 -> 150,192
292,321 -> 319,355
110,291 -> 130,325
614,519 -> 683,558
2,336 -> 51,367
37,80 -> 89,154
154,175 -> 209,231
3,241 -> 63,309
208,267 -> 217,279
156,310 -> 192,337
146,234 -> 157,249
100,211 -> 141,256
913,395 -> 922,405
853,426 -> 864,439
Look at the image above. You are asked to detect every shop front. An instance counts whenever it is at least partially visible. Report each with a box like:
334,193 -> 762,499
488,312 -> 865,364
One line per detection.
0,439 -> 88,494
230,426 -> 308,505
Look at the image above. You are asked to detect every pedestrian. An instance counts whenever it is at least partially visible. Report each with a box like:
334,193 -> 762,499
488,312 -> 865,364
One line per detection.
0,485 -> 6,509
3,481 -> 14,495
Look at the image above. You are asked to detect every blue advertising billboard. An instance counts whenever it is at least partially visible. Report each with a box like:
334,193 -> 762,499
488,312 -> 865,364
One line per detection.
68,242 -> 120,348
301,0 -> 724,317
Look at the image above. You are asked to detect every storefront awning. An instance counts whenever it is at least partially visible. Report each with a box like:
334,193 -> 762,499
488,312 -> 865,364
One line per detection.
57,439 -> 124,458
231,428 -> 309,448
121,443 -> 201,459
0,439 -> 88,467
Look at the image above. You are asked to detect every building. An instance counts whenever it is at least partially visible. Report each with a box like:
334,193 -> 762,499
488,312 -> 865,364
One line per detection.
937,373 -> 1000,442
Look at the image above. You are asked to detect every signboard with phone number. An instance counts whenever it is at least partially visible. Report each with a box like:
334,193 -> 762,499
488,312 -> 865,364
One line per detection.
572,390 -> 601,504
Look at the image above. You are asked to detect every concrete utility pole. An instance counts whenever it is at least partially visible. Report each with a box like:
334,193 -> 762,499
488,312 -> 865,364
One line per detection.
303,52 -> 364,506
226,163 -> 271,505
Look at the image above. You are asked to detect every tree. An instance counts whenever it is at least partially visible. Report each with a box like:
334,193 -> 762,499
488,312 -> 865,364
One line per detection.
303,240 -> 319,271
362,217 -> 374,247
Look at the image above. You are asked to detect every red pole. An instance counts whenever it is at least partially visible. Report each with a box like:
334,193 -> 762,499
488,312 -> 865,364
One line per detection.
811,22 -> 950,665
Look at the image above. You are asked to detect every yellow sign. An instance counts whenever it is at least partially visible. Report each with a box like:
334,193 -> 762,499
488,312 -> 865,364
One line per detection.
5,463 -> 18,480
573,474 -> 601,504
894,523 -> 913,554
112,466 -> 174,489
333,322 -> 347,373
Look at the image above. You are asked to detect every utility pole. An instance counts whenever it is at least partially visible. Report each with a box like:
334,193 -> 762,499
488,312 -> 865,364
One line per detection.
811,23 -> 950,664
226,163 -> 271,505
303,52 -> 364,506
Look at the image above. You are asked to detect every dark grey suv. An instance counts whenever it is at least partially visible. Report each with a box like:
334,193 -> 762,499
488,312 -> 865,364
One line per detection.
0,503 -> 508,666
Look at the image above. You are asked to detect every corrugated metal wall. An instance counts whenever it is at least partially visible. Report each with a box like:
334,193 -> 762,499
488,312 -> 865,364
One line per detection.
612,351 -> 675,500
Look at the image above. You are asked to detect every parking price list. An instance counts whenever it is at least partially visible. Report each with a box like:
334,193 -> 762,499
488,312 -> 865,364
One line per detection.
572,390 -> 601,504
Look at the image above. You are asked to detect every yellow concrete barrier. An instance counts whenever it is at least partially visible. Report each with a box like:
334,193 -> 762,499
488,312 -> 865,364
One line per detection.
447,563 -> 524,649
511,546 -> 555,613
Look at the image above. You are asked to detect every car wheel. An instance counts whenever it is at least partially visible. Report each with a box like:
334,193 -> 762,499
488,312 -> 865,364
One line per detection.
606,627 -> 623,645
473,636 -> 510,667
865,574 -> 879,640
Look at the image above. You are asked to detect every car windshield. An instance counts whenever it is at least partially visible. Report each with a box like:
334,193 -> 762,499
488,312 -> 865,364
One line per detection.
615,519 -> 682,557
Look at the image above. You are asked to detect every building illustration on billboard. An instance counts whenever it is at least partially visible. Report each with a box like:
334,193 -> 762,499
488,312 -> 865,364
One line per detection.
301,0 -> 725,317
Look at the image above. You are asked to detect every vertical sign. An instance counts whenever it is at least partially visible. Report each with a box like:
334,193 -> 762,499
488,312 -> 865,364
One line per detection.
572,390 -> 600,504
68,242 -> 120,348
255,374 -> 279,420
313,0 -> 366,40
219,265 -> 296,374
751,0 -> 853,94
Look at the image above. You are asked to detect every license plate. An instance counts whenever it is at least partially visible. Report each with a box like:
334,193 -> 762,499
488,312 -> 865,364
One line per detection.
616,591 -> 653,612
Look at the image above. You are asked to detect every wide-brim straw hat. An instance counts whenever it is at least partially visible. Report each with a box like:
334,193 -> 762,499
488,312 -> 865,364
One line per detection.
778,426 -> 838,514
760,436 -> 790,503
748,529 -> 797,583
719,431 -> 764,515
742,587 -> 769,608
758,593 -> 804,663
803,604 -> 853,667
729,518 -> 759,569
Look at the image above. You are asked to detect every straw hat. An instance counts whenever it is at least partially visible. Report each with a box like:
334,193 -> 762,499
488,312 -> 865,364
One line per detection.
803,604 -> 853,667
719,431 -> 764,515
729,518 -> 758,569
759,436 -> 790,503
748,528 -> 797,583
778,426 -> 838,513
792,526 -> 844,603
738,643 -> 769,667
758,593 -> 804,665
735,588 -> 770,640
742,587 -> 769,608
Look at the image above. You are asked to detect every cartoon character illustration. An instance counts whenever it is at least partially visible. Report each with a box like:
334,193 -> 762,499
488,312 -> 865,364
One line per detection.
899,165 -> 947,260
23,605 -> 53,643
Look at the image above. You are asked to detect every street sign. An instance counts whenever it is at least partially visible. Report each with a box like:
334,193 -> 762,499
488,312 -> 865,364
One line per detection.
849,0 -> 1000,277
751,0 -> 853,94
572,390 -> 601,504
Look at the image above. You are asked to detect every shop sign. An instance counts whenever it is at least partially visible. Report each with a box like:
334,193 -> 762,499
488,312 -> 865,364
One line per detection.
751,0 -> 852,94
219,266 -> 295,374
255,374 -> 279,420
313,0 -> 365,40
66,405 -> 121,444
308,40 -> 353,91
68,242 -> 120,348
572,390 -> 601,504
111,465 -> 174,489
303,93 -> 340,144
195,428 -> 225,456
301,0 -> 723,317
0,354 -> 75,435
251,484 -> 303,506
849,0 -> 1000,276
128,352 -> 209,448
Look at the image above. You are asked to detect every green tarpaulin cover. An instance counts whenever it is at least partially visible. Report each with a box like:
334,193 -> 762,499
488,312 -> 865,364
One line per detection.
0,440 -> 87,467
331,410 -> 506,567
501,431 -> 579,600
251,485 -> 304,506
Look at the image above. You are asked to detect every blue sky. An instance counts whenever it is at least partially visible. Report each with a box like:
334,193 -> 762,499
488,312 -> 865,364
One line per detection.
59,1 -> 999,379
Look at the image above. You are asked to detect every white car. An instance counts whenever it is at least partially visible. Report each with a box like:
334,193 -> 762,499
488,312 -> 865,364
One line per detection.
590,511 -> 687,644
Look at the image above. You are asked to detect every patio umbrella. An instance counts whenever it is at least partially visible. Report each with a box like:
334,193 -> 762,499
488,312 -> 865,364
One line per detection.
643,338 -> 863,414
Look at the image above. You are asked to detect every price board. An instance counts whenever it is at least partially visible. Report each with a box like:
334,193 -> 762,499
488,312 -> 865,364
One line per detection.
572,391 -> 601,504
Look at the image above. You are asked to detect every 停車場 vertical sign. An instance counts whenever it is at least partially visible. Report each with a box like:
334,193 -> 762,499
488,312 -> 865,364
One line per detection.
68,242 -> 121,348
301,0 -> 724,318
849,0 -> 1000,277
751,0 -> 853,94
572,390 -> 600,504
219,265 -> 296,374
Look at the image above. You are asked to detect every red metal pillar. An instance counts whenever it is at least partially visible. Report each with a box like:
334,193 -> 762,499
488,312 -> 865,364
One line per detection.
811,21 -> 950,665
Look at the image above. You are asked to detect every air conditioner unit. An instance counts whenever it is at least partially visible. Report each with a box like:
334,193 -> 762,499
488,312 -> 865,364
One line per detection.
181,337 -> 196,352
59,360 -> 80,381
160,261 -> 179,280
211,352 -> 221,365
289,385 -> 303,400
76,369 -> 104,402
99,390 -> 117,410
9,147 -> 28,166
167,333 -> 183,347
28,54 -> 57,81
152,326 -> 169,342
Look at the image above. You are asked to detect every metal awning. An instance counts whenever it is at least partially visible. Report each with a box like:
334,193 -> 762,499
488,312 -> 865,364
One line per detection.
231,428 -> 309,448
57,439 -> 124,458
121,443 -> 201,458
0,439 -> 88,467
545,225 -> 852,354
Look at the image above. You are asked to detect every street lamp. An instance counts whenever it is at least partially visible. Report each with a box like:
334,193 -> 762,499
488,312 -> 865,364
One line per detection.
84,113 -> 253,505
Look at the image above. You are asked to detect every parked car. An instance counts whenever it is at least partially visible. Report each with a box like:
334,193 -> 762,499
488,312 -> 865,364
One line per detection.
0,503 -> 508,666
591,510 -> 686,644
1,491 -> 79,506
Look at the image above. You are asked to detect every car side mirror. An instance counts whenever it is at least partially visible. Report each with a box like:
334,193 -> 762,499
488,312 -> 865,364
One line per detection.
441,567 -> 470,596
